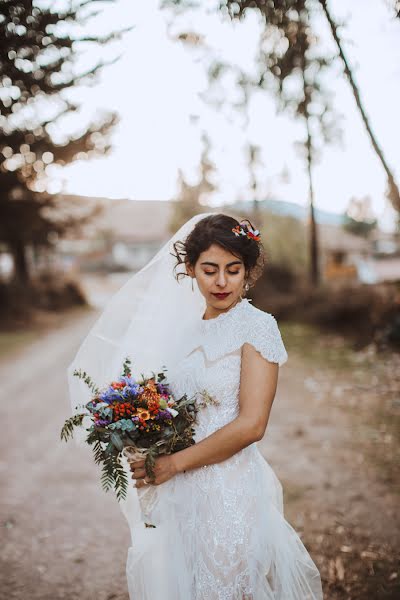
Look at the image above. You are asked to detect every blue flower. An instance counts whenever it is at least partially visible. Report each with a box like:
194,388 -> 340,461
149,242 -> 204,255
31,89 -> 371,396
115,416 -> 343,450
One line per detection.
99,387 -> 121,403
120,375 -> 137,386
122,384 -> 141,399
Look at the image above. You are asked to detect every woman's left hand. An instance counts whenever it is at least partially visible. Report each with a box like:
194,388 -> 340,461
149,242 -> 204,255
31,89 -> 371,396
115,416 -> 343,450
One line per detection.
129,454 -> 178,488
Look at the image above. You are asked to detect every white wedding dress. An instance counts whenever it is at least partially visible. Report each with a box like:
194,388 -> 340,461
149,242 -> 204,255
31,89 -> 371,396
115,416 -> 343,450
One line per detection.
119,298 -> 323,599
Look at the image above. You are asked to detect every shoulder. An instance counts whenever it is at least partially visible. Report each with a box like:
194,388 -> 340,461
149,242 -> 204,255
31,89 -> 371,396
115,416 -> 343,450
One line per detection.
241,301 -> 282,336
245,301 -> 280,326
240,301 -> 288,366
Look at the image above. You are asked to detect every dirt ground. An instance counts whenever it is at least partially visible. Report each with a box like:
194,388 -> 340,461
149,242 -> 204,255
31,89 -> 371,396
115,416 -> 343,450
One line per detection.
260,324 -> 400,599
0,306 -> 399,600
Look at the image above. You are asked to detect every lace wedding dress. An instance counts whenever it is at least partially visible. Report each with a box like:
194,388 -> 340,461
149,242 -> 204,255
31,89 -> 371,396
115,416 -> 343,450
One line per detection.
120,298 -> 323,600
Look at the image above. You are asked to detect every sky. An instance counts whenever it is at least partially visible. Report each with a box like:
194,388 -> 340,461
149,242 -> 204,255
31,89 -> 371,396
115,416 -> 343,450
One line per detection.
54,0 -> 400,231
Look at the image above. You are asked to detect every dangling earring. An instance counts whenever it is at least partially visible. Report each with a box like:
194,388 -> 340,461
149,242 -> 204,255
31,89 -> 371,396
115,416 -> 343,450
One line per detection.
241,281 -> 249,299
240,281 -> 249,300
191,277 -> 194,292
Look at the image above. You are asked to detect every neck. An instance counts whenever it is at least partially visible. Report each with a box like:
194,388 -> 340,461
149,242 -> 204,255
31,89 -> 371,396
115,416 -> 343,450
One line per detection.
202,297 -> 243,321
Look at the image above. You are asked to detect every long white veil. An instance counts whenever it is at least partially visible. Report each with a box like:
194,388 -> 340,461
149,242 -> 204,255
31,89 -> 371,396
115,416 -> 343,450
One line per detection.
66,212 -> 220,598
67,211 -> 215,444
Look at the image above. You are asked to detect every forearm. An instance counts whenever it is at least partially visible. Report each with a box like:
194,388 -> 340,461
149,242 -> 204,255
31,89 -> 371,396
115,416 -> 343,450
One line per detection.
172,416 -> 259,474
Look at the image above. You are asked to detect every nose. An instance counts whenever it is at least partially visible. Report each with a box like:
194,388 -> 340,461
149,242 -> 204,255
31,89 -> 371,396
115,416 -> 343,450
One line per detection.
216,271 -> 227,288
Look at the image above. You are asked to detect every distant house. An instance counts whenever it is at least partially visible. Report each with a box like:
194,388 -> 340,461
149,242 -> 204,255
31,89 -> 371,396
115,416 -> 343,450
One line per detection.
57,196 -> 175,273
318,223 -> 400,284
55,195 -> 400,284
318,223 -> 371,283
367,229 -> 400,283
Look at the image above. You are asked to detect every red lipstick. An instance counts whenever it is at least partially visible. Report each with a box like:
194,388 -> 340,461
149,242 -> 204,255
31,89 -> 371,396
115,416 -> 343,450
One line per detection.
212,293 -> 231,299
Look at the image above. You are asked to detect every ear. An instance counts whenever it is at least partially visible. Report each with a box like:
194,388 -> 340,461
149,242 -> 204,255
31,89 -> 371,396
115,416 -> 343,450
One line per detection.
185,262 -> 194,278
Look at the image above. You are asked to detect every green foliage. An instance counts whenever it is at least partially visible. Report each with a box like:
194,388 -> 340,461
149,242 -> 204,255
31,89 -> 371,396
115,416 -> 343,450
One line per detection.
343,215 -> 377,238
342,196 -> 377,238
122,357 -> 132,376
110,431 -> 124,452
158,367 -> 167,382
100,448 -> 128,502
92,439 -> 105,466
109,418 -> 136,431
261,212 -> 308,273
60,414 -> 85,442
60,413 -> 130,500
73,369 -> 100,395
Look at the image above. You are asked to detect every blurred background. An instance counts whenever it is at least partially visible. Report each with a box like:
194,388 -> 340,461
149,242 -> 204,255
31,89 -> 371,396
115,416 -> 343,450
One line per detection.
1,1 -> 399,599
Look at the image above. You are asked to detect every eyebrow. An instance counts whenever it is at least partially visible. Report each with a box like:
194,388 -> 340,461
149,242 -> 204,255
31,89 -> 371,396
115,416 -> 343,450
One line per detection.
200,261 -> 243,267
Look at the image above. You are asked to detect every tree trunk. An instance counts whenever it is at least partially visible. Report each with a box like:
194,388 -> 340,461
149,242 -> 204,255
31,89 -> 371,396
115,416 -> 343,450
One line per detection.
319,0 -> 400,212
11,239 -> 30,285
252,186 -> 259,223
306,118 -> 320,286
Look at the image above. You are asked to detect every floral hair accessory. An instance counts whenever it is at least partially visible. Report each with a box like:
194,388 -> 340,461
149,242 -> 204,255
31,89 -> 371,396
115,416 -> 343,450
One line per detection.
232,220 -> 261,242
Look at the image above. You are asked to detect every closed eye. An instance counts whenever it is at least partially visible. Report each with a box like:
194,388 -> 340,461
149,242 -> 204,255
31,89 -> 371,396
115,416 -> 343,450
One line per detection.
204,271 -> 240,276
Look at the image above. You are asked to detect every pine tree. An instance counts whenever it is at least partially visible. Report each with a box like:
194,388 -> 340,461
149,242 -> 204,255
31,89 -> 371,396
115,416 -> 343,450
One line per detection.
0,0 -> 128,284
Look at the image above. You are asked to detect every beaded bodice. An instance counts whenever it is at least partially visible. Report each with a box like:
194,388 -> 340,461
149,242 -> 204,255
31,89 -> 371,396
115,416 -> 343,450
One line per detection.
168,298 -> 288,443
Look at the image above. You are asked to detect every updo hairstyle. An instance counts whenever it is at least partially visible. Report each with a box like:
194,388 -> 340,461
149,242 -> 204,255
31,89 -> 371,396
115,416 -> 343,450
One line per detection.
171,213 -> 266,289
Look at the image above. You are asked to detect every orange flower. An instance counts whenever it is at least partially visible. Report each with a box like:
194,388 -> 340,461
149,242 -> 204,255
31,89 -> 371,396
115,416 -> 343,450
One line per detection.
136,408 -> 151,421
111,382 -> 125,390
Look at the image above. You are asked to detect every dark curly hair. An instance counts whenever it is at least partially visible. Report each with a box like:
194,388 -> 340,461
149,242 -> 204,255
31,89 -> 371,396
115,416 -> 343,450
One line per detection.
171,213 -> 266,289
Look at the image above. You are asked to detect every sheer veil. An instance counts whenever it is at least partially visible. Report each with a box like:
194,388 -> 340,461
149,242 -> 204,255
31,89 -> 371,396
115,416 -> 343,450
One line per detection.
67,211 -> 212,444
66,212 -> 218,596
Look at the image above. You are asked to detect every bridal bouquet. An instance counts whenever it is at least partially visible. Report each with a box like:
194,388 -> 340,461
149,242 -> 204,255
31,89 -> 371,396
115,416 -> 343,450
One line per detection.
61,357 -> 217,502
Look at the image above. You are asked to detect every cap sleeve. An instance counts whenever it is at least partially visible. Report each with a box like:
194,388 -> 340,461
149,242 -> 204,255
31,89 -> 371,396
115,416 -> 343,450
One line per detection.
246,311 -> 288,366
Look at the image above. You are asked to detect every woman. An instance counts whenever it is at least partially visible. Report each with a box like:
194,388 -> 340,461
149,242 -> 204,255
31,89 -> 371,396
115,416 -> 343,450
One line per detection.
68,212 -> 323,599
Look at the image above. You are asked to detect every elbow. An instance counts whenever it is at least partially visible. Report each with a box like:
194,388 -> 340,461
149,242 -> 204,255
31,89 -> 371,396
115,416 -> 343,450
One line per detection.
253,426 -> 265,442
252,416 -> 269,442
239,416 -> 267,443
248,423 -> 265,443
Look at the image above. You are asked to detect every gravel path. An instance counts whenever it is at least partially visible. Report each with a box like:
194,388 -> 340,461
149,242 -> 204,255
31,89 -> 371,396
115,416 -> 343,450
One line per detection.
0,310 -> 130,600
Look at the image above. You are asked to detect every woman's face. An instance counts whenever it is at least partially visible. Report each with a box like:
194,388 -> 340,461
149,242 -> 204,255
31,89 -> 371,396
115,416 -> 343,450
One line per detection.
186,243 -> 247,313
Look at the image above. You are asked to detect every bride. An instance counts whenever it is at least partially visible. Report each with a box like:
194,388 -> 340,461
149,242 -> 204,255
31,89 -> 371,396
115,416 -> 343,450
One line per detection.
68,212 -> 323,599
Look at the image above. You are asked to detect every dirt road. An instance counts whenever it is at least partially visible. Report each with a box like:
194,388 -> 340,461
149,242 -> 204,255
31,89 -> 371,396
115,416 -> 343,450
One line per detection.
1,310 -> 399,599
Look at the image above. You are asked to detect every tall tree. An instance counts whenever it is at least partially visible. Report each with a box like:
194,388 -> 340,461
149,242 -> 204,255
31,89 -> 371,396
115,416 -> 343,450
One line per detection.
166,0 -> 400,277
319,0 -> 400,213
220,0 -> 400,215
253,1 -> 338,285
247,143 -> 261,221
0,0 -> 128,284
169,134 -> 216,232
166,0 -> 339,285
